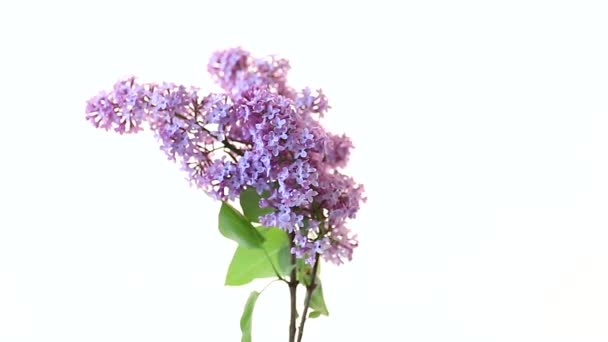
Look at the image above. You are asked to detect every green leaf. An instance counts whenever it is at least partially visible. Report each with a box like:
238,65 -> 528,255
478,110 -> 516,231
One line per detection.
225,227 -> 291,286
308,311 -> 322,319
309,280 -> 329,316
240,291 -> 260,342
296,259 -> 322,286
296,259 -> 312,286
239,188 -> 273,223
218,202 -> 264,248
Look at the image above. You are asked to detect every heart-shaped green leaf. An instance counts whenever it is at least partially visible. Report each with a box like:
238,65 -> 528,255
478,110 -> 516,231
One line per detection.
218,202 -> 264,248
239,187 -> 273,223
226,227 -> 291,286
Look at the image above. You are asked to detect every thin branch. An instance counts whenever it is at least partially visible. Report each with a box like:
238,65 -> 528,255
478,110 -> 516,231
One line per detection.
296,253 -> 320,342
225,150 -> 238,162
174,112 -> 244,157
260,279 -> 282,294
288,233 -> 298,342
199,125 -> 244,157
221,138 -> 244,156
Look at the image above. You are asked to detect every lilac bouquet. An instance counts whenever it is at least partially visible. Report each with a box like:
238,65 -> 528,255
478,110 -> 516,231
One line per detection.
85,48 -> 365,342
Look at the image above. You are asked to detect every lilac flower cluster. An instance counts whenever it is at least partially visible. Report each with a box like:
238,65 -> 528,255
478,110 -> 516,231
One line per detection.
86,48 -> 364,265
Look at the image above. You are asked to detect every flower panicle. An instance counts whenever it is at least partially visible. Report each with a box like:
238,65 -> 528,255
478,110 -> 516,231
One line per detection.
85,48 -> 364,265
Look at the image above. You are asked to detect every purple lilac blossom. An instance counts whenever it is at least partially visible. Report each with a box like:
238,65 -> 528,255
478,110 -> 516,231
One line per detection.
85,48 -> 365,265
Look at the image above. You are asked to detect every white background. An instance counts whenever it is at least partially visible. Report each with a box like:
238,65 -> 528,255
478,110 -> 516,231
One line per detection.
1,0 -> 608,341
